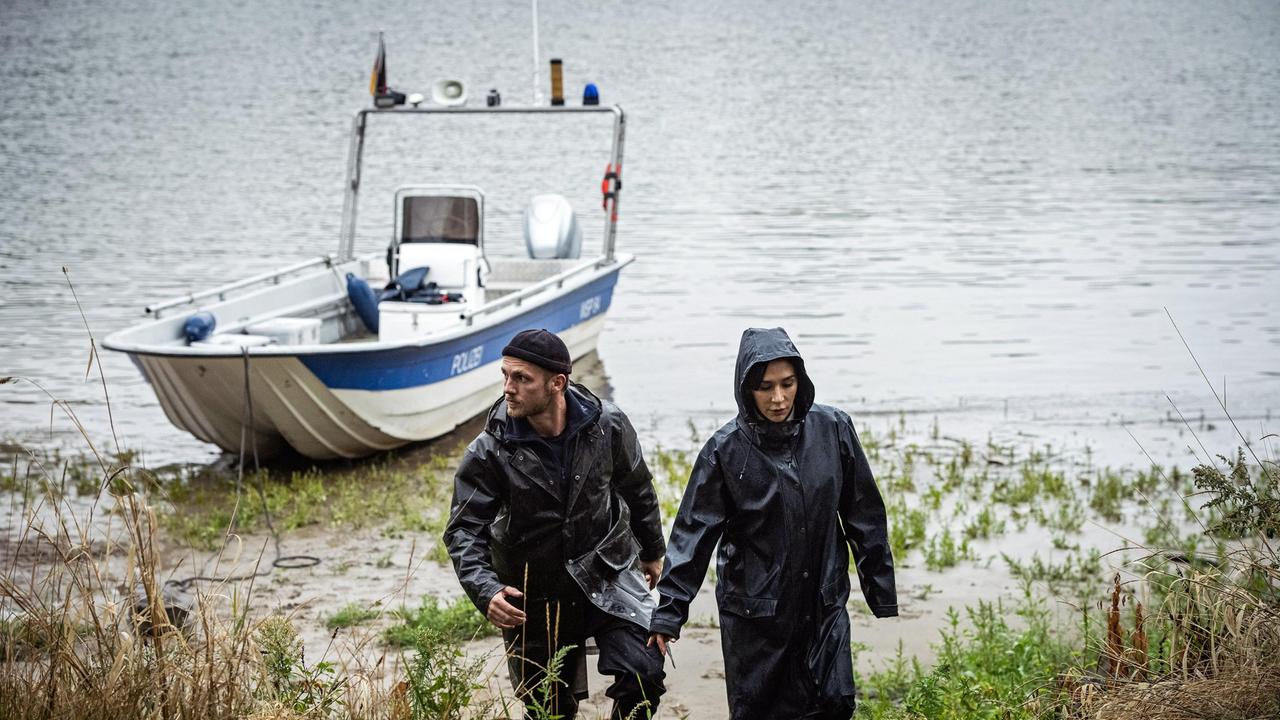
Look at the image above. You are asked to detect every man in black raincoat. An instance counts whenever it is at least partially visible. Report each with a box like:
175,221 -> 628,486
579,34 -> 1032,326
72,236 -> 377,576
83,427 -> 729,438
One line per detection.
649,327 -> 897,719
443,329 -> 667,719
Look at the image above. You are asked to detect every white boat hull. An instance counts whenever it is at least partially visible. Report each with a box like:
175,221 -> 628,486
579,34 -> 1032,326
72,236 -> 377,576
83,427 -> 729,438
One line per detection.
111,255 -> 626,459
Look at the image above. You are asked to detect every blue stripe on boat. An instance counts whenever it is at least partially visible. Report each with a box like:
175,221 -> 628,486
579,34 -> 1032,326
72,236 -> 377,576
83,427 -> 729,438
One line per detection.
298,271 -> 618,391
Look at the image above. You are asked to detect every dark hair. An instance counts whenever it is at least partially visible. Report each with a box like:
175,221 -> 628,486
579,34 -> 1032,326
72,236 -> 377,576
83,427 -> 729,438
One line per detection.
744,362 -> 767,395
746,358 -> 796,392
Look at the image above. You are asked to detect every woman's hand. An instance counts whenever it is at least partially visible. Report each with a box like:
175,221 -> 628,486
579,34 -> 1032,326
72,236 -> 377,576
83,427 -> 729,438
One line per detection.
646,632 -> 674,656
639,556 -> 665,589
486,586 -> 526,629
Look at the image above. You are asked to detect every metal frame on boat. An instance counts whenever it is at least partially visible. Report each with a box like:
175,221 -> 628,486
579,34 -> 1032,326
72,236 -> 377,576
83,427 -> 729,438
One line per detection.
104,105 -> 632,460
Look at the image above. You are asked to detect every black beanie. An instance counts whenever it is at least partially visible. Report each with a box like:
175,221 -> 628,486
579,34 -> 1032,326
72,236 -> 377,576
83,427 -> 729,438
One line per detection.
502,329 -> 572,375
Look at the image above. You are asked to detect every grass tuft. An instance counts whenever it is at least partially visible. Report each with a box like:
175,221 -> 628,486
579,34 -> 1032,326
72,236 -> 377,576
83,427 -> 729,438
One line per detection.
384,595 -> 498,647
324,602 -> 381,630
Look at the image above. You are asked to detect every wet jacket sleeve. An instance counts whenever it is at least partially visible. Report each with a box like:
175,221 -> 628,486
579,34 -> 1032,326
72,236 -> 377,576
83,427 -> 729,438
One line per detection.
610,409 -> 666,562
838,413 -> 898,618
650,445 -> 727,639
442,444 -> 507,615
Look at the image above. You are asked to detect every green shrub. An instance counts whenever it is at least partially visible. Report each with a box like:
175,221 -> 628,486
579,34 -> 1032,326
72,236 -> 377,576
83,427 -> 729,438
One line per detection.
857,591 -> 1071,719
323,603 -> 380,630
385,595 -> 497,647
401,629 -> 490,720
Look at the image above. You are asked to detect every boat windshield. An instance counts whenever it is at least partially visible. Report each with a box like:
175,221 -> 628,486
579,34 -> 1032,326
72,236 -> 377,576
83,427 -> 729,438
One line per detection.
401,195 -> 479,244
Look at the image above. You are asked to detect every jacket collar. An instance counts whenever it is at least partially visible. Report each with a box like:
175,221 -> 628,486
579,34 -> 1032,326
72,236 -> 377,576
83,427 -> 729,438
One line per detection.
484,382 -> 603,446
484,383 -> 605,503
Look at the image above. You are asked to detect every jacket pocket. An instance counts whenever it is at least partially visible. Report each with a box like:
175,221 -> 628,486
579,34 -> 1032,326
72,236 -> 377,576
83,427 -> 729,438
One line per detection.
819,577 -> 849,607
594,511 -> 640,573
719,593 -> 778,619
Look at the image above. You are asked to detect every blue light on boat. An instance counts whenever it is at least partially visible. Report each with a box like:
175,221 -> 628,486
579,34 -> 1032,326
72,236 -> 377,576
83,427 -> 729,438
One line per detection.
582,83 -> 599,106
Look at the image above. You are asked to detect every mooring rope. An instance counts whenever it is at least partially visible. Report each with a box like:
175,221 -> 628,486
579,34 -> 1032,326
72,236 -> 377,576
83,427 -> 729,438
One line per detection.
165,346 -> 319,591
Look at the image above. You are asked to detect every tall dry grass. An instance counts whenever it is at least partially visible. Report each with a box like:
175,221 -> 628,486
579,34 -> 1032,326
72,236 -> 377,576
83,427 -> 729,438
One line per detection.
0,297 -> 511,719
1061,444 -> 1280,719
0,322 -> 594,720
0,446 -> 403,719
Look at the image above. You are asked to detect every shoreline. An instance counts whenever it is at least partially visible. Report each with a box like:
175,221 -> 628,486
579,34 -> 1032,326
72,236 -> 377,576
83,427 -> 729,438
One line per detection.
5,412 -> 1246,717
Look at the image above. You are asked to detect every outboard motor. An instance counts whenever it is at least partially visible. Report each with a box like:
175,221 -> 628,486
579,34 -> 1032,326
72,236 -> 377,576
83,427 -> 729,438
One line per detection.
523,194 -> 582,259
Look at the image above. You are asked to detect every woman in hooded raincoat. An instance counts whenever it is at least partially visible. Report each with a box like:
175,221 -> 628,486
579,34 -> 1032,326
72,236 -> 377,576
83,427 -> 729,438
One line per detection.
648,327 -> 897,719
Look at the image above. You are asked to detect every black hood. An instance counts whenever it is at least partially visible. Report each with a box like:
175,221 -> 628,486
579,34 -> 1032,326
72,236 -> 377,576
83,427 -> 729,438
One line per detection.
733,327 -> 816,423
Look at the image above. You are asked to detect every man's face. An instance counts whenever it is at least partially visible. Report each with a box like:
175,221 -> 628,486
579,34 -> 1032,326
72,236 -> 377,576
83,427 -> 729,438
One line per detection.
501,356 -> 564,418
751,359 -> 798,423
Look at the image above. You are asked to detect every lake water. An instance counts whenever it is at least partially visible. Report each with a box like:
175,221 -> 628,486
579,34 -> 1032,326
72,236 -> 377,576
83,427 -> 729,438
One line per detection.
2,0 -> 1278,468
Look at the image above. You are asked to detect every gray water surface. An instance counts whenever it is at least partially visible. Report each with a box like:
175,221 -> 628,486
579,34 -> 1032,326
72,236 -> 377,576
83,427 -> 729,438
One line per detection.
2,0 -> 1278,466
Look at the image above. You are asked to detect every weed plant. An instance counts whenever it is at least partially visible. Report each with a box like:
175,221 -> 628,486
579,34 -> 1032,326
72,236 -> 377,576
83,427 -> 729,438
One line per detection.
923,528 -> 975,572
1088,469 -> 1130,522
385,595 -> 498,647
648,444 -> 694,528
157,456 -> 452,552
1060,440 -> 1280,718
257,615 -> 347,716
855,588 -> 1073,719
399,629 -> 495,720
0,371 -> 542,720
325,603 -> 381,630
1002,549 -> 1103,594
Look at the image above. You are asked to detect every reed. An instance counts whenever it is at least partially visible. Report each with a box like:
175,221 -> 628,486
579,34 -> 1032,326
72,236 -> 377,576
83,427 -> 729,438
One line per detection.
1060,443 -> 1280,719
0,417 -> 580,719
0,320 -> 526,720
1,449 -> 273,719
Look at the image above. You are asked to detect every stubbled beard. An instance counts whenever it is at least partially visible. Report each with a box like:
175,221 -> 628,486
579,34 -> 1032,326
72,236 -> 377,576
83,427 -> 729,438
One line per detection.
508,381 -> 556,418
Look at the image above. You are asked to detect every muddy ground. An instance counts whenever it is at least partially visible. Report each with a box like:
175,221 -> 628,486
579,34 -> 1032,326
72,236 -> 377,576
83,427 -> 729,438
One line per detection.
2,408 -> 1234,718
140,522 -> 1022,719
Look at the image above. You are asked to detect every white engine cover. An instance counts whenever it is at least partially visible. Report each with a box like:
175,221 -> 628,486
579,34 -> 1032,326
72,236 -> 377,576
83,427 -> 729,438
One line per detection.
523,194 -> 582,259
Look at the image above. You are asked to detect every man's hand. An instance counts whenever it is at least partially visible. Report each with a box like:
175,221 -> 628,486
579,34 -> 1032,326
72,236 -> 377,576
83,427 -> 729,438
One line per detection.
639,556 -> 664,590
486,586 -> 526,629
647,632 -> 674,657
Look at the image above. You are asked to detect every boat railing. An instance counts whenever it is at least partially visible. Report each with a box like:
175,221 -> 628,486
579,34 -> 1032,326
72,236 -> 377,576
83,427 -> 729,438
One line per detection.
340,106 -> 625,266
217,291 -> 351,337
460,255 -> 611,327
145,254 -> 339,318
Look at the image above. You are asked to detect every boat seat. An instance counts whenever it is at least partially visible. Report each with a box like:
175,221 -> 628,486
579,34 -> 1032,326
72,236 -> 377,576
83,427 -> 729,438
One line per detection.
392,242 -> 485,304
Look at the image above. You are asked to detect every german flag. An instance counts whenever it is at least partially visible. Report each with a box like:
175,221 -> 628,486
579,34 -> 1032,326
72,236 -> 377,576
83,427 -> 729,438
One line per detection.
370,33 -> 387,97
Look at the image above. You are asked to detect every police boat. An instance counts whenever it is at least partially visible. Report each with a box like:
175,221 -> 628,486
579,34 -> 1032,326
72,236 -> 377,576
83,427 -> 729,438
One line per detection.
103,82 -> 632,460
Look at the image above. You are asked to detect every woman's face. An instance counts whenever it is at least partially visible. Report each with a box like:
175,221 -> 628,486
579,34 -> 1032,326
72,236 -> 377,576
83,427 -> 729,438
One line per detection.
752,359 -> 798,423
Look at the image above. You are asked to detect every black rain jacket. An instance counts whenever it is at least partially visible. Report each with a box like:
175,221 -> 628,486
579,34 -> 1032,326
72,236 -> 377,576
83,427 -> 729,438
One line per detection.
651,327 -> 897,718
443,383 -> 666,629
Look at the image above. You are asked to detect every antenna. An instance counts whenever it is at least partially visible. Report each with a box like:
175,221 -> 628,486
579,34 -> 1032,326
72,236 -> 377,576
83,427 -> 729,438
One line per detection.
531,0 -> 542,104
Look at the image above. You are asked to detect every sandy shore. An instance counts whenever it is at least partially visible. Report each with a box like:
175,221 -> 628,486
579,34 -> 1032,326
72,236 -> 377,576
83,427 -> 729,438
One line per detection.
134,515 -> 1039,719
3,404 -> 1196,718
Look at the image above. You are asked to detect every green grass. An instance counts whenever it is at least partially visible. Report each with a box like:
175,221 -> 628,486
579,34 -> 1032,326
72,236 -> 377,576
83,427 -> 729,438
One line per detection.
649,444 -> 695,524
991,464 -> 1071,506
155,453 -> 455,551
1087,468 -> 1129,522
384,594 -> 498,647
1002,549 -> 1102,595
888,498 -> 928,560
961,506 -> 1005,541
1032,498 -> 1085,534
856,590 -> 1073,719
7,405 -> 1270,719
0,445 -> 140,501
323,603 -> 380,630
923,528 -> 975,571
